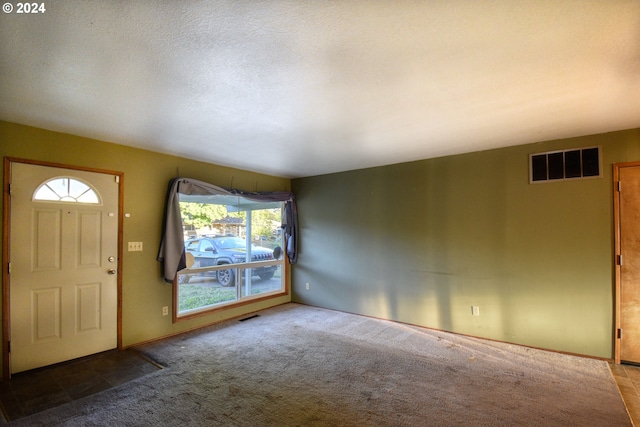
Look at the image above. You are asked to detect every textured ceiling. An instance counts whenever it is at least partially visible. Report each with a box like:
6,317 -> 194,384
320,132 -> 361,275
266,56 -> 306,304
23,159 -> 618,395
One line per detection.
1,1 -> 639,178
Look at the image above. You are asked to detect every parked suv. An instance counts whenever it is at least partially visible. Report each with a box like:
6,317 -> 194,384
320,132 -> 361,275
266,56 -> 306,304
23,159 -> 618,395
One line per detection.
181,236 -> 278,286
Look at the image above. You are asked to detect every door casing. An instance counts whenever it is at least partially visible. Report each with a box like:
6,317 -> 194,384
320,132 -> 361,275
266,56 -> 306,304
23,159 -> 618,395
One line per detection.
2,157 -> 124,379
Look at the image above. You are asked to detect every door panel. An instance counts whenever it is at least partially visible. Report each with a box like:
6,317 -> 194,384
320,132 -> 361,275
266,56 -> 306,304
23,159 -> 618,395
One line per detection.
617,164 -> 640,363
32,287 -> 61,341
77,283 -> 101,332
33,208 -> 61,270
77,210 -> 102,267
9,162 -> 119,374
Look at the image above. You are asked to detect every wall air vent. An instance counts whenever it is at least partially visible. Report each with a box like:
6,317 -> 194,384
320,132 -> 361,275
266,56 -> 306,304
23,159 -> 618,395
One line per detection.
529,146 -> 601,183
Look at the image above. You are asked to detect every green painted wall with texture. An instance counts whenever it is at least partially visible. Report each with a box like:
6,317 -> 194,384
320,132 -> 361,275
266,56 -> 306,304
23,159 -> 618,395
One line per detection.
292,129 -> 640,358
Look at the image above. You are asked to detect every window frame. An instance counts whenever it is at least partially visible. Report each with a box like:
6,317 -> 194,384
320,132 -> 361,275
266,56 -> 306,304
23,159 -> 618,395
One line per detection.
33,176 -> 101,204
173,197 -> 288,321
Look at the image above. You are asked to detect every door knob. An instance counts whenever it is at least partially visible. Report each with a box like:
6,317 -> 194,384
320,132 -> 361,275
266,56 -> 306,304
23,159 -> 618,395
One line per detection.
107,268 -> 117,275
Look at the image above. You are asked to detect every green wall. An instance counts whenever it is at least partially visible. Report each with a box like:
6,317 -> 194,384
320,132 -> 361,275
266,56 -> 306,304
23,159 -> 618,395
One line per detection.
292,129 -> 640,359
0,121 -> 291,363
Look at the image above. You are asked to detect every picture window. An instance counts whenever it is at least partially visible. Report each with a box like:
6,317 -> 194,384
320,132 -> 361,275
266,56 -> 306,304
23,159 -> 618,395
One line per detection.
175,194 -> 286,318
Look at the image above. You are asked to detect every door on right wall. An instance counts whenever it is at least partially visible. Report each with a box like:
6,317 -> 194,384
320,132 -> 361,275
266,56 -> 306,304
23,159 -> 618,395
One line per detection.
616,162 -> 640,364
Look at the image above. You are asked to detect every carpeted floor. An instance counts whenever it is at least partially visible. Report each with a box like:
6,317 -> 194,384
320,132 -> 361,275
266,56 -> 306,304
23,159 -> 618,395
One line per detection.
1,303 -> 632,426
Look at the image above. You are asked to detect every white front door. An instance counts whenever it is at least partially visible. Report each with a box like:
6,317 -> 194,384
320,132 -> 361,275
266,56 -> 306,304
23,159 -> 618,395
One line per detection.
9,162 -> 119,374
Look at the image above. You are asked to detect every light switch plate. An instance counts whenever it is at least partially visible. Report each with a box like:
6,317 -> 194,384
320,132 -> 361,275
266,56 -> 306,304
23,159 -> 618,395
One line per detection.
128,242 -> 143,251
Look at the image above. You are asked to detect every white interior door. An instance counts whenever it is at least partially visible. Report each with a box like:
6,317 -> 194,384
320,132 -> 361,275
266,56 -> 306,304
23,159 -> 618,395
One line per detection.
9,162 -> 119,374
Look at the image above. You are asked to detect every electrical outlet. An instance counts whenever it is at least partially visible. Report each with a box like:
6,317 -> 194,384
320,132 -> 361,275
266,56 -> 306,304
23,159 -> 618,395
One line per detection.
162,306 -> 169,316
471,306 -> 480,316
128,242 -> 143,251
306,282 -> 310,290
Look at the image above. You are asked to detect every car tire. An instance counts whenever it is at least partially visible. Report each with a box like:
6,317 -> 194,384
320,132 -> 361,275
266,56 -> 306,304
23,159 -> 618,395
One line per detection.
217,266 -> 235,287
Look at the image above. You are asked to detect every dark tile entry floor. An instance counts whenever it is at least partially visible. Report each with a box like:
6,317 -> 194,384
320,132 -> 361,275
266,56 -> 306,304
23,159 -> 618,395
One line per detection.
610,362 -> 640,426
0,349 -> 162,422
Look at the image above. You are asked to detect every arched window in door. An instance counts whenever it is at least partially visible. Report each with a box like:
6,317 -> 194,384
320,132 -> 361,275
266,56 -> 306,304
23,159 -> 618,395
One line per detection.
33,177 -> 101,204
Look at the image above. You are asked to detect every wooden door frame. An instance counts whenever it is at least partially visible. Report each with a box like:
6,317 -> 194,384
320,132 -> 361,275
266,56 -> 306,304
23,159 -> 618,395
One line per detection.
2,157 -> 124,379
613,161 -> 640,364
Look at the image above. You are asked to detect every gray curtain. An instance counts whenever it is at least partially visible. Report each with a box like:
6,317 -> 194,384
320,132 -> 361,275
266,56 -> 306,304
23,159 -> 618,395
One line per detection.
157,177 -> 298,283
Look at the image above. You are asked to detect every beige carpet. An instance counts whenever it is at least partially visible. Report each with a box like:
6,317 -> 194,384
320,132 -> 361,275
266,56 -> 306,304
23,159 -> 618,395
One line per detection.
5,303 -> 631,426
